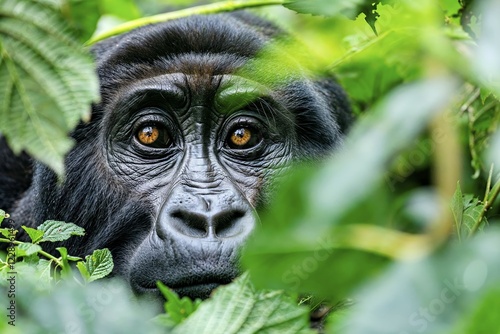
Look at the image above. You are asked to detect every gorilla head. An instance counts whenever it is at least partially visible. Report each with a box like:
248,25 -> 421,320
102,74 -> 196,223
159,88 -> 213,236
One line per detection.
3,12 -> 351,300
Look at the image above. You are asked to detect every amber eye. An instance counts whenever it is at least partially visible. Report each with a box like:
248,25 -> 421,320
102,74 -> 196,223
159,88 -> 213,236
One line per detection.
136,124 -> 170,148
227,126 -> 261,149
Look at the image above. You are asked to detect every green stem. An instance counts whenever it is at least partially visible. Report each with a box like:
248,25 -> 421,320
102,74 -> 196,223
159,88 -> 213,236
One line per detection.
0,238 -> 63,267
85,0 -> 286,45
469,164 -> 500,236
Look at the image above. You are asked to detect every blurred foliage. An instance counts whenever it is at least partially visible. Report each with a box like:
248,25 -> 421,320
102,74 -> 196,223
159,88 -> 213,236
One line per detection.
0,277 -> 162,334
155,274 -> 314,333
1,0 -> 500,333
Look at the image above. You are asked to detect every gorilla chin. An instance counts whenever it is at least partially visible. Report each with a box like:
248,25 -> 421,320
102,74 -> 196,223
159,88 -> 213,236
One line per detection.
127,226 -> 244,300
0,11 -> 351,301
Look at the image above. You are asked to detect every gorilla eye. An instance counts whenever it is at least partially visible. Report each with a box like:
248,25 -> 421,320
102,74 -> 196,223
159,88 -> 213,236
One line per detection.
227,126 -> 261,149
136,124 -> 171,148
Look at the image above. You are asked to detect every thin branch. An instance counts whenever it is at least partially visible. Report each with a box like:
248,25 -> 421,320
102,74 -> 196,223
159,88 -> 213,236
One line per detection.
85,0 -> 286,45
0,238 -> 63,267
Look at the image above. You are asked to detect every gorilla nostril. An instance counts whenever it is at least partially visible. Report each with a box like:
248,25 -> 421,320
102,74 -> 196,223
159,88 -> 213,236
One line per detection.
170,210 -> 208,238
168,208 -> 250,239
213,210 -> 246,238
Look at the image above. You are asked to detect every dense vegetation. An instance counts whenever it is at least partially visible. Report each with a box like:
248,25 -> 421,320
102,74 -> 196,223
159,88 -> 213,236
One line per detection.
1,0 -> 500,333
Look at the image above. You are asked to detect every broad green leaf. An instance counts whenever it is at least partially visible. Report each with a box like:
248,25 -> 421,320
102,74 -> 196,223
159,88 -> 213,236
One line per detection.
0,0 -> 99,175
0,209 -> 5,224
22,226 -> 44,244
81,248 -> 114,282
38,220 -> 85,242
451,181 -> 464,239
328,229 -> 500,334
243,78 -> 458,300
16,243 -> 42,257
171,273 -> 314,334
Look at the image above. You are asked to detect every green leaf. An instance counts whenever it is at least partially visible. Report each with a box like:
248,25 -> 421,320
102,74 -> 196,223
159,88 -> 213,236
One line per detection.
22,226 -> 44,244
171,273 -> 314,334
23,253 -> 41,265
56,246 -> 73,277
451,181 -> 464,239
0,228 -> 11,238
65,0 -> 100,42
0,0 -> 99,175
0,209 -> 5,225
80,248 -> 114,282
153,313 -> 179,329
16,243 -> 42,257
35,259 -> 53,288
38,220 -> 85,242
156,282 -> 201,326
461,195 -> 486,236
76,261 -> 90,282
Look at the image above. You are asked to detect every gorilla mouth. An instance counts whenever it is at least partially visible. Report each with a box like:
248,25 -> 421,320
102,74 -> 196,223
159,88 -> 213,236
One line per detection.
171,283 -> 222,300
135,274 -> 234,300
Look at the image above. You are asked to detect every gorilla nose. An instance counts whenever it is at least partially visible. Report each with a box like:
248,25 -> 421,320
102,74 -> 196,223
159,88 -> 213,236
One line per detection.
158,188 -> 256,241
167,207 -> 254,239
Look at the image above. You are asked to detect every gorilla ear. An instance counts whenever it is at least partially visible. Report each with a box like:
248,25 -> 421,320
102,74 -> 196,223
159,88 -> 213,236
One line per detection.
315,78 -> 354,135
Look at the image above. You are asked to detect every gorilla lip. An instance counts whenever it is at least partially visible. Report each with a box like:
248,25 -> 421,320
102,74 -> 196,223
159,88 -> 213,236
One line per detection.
137,277 -> 232,298
135,268 -> 234,291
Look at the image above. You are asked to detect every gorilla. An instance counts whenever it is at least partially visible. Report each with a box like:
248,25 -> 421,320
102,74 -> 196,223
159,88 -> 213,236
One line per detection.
0,12 -> 351,300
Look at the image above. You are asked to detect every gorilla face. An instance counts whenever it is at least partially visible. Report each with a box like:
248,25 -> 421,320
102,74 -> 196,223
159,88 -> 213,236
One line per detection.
112,73 -> 293,298
8,12 -> 351,300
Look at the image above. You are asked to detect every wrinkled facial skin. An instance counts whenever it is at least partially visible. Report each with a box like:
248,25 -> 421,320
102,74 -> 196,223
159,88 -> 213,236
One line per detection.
107,73 -> 295,298
10,12 -> 351,301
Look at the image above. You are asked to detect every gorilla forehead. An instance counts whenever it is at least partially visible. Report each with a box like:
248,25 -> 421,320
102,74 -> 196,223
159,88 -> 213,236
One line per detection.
105,72 -> 276,121
92,12 -> 284,88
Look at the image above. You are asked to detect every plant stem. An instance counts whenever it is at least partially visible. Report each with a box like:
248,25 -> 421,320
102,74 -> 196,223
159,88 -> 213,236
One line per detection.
85,0 -> 286,45
470,164 -> 500,236
0,238 -> 63,266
